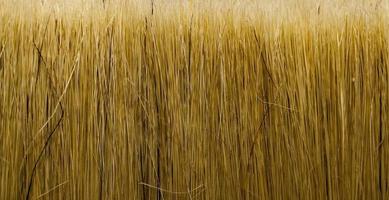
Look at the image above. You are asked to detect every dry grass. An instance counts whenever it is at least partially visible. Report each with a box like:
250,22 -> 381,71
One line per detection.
0,0 -> 388,199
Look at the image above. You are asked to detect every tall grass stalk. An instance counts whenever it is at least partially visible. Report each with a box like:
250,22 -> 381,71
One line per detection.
0,0 -> 388,199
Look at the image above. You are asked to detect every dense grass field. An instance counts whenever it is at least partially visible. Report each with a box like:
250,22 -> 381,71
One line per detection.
0,0 -> 388,199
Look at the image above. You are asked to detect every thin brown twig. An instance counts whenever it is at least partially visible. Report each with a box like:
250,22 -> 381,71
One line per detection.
32,15 -> 51,93
25,103 -> 64,200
